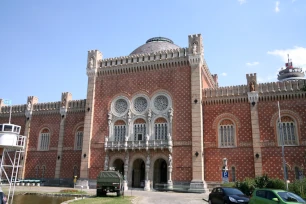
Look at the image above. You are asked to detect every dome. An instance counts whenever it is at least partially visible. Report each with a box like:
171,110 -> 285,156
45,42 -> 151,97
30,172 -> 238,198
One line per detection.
130,37 -> 180,55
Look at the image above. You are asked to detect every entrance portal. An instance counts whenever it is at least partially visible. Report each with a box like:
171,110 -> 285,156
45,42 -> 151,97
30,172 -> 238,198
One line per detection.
153,158 -> 167,188
132,159 -> 145,188
113,159 -> 124,176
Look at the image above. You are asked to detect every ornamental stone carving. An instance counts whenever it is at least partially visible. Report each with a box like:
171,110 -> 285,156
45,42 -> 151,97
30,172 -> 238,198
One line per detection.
169,154 -> 172,168
148,108 -> 152,122
115,99 -> 128,114
134,97 -> 148,113
154,95 -> 168,111
27,101 -> 32,111
108,111 -> 112,126
104,154 -> 109,170
168,107 -> 173,123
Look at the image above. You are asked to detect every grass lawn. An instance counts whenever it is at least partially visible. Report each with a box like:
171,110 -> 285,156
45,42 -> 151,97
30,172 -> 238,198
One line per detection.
71,196 -> 134,204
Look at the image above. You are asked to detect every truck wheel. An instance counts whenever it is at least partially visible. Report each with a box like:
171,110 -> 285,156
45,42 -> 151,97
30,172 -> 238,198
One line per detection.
101,191 -> 107,197
116,191 -> 121,196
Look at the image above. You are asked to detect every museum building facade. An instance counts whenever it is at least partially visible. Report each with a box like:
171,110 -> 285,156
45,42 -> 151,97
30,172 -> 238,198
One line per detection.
0,34 -> 305,191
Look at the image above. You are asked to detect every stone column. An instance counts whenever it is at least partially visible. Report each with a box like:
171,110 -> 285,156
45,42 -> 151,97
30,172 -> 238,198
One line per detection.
188,34 -> 208,193
19,96 -> 38,179
55,92 -> 72,178
123,152 -> 129,191
144,154 -> 150,191
168,154 -> 173,189
246,74 -> 262,177
80,50 -> 102,183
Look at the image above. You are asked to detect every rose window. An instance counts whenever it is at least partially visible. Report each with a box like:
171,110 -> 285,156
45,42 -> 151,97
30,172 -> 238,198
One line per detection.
134,97 -> 147,113
115,99 -> 128,114
154,95 -> 168,111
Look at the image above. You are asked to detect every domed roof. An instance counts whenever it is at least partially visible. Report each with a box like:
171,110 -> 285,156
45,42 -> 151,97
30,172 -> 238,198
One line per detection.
130,37 -> 180,55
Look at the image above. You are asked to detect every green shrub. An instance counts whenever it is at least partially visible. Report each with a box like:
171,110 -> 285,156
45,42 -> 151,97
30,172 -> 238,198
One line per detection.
235,178 -> 256,196
254,174 -> 270,188
266,178 -> 285,190
289,178 -> 306,199
221,182 -> 235,187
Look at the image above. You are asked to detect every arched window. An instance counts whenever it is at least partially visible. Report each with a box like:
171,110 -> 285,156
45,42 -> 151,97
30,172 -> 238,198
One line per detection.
154,118 -> 168,140
134,118 -> 146,141
231,166 -> 236,182
277,116 -> 298,146
294,166 -> 300,180
114,120 -> 126,141
39,128 -> 50,151
218,119 -> 236,148
35,165 -> 40,178
75,127 -> 83,150
41,165 -> 46,178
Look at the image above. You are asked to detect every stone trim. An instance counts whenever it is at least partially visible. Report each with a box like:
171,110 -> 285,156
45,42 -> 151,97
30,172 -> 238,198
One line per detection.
212,113 -> 241,129
270,109 -> 303,127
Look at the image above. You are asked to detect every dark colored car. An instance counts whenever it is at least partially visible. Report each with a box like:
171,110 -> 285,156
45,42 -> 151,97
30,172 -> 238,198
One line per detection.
249,188 -> 306,204
208,187 -> 250,204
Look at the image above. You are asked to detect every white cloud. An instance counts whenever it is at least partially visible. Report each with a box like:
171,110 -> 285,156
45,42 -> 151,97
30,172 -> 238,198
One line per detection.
221,72 -> 227,76
267,46 -> 306,70
238,0 -> 246,5
246,62 -> 259,66
275,1 -> 280,12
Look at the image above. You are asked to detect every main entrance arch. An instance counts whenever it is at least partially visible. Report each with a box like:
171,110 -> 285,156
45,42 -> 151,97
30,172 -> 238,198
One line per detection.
132,159 -> 145,188
153,158 -> 168,189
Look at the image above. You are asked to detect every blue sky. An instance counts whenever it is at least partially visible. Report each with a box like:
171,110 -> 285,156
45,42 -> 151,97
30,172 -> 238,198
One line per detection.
0,0 -> 305,105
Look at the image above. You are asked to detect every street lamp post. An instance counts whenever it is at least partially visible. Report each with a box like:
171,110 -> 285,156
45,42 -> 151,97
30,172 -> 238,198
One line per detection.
278,101 -> 288,191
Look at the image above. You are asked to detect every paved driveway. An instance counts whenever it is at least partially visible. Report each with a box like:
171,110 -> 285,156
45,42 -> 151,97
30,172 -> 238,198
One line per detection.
127,189 -> 209,204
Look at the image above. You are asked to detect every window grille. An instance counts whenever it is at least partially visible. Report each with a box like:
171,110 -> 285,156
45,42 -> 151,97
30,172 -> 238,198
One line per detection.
134,124 -> 146,141
75,131 -> 83,150
114,125 -> 126,141
219,125 -> 235,147
40,133 -> 50,150
278,122 -> 297,146
154,123 -> 167,140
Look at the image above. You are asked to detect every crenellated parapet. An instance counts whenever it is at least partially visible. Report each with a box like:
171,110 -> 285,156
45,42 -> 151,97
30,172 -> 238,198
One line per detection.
67,99 -> 86,113
0,104 -> 26,117
96,48 -> 189,76
203,79 -> 306,105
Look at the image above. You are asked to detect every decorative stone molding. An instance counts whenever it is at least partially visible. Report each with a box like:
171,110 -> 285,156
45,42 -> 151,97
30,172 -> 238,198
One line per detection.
212,113 -> 241,129
151,92 -> 172,115
270,109 -> 303,127
247,91 -> 259,105
111,96 -> 130,117
131,94 -> 150,115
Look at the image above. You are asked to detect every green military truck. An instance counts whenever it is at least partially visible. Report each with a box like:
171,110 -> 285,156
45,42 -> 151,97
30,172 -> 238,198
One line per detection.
96,169 -> 124,197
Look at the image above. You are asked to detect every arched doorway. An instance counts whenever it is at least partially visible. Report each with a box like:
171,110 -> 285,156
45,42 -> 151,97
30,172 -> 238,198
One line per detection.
153,158 -> 167,189
132,159 -> 145,188
113,159 -> 124,176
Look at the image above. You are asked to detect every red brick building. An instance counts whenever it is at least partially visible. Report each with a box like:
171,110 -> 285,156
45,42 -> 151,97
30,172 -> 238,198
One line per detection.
0,34 -> 305,192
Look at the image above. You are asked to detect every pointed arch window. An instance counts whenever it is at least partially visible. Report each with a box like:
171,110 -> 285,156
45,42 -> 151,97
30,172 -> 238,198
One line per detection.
39,128 -> 50,151
134,118 -> 146,141
35,165 -> 40,178
114,120 -> 126,141
219,119 -> 236,148
231,166 -> 236,182
41,165 -> 46,178
75,127 -> 83,150
277,116 -> 298,146
154,117 -> 168,140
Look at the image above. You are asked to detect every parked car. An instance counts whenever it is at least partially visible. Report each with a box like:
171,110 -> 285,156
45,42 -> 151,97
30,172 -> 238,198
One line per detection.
208,187 -> 250,204
249,189 -> 306,204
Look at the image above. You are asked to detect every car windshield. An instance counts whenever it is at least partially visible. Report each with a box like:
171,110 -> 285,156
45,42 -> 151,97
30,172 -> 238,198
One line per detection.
277,192 -> 306,203
223,188 -> 244,195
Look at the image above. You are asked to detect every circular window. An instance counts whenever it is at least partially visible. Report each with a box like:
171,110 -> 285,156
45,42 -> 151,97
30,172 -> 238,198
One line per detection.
115,99 -> 128,114
154,95 -> 168,111
134,97 -> 148,113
